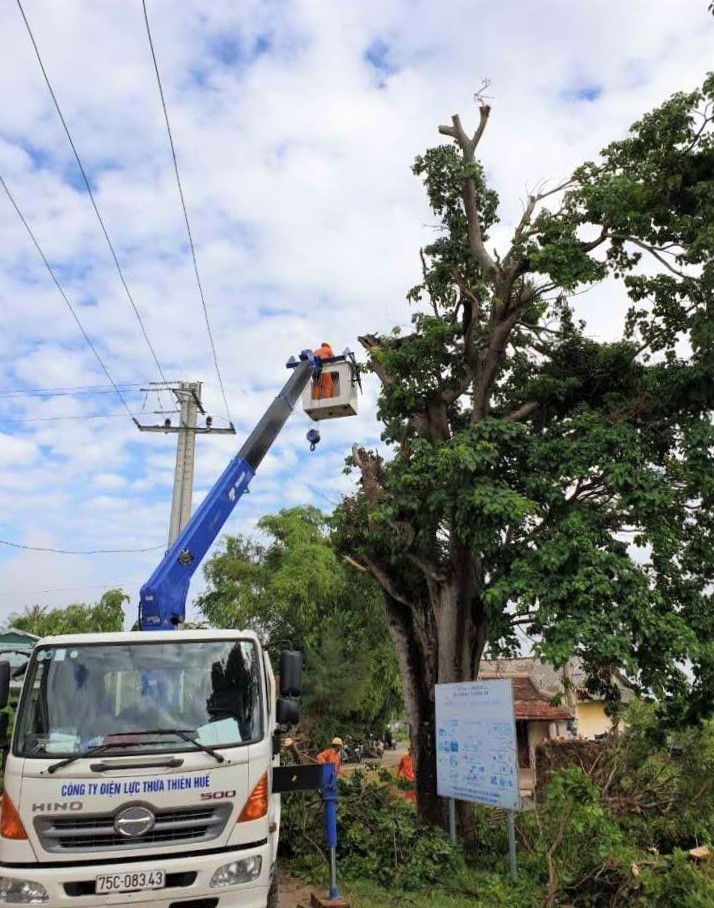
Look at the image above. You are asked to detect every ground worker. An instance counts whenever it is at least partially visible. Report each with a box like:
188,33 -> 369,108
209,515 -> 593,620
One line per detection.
312,342 -> 335,399
317,736 -> 344,774
396,747 -> 415,783
396,746 -> 416,802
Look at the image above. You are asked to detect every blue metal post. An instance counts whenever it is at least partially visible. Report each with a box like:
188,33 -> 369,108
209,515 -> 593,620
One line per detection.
321,763 -> 339,900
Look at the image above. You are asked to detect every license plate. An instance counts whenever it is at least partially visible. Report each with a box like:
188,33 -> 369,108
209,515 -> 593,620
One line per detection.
96,870 -> 165,894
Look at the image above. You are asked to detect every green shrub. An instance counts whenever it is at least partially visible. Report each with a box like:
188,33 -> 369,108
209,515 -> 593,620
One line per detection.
280,767 -> 463,889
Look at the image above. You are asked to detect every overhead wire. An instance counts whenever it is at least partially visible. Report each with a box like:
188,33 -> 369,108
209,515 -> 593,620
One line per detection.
1,384 -> 146,398
0,175 -> 135,420
0,582 -> 131,596
0,410 -> 180,424
0,539 -> 165,555
14,0 -> 171,389
141,0 -> 234,426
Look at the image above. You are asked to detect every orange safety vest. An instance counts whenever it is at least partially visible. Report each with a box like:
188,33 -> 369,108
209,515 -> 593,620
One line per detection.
316,747 -> 343,774
396,753 -> 415,782
312,344 -> 335,400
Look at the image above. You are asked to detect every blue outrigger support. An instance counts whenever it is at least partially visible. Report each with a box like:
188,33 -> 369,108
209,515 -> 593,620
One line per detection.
271,761 -> 341,900
321,763 -> 340,900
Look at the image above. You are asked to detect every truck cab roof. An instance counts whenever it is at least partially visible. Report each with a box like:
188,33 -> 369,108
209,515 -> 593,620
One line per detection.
33,628 -> 260,647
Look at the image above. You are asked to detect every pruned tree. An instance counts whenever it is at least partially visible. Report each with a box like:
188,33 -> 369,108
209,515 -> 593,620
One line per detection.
333,74 -> 714,832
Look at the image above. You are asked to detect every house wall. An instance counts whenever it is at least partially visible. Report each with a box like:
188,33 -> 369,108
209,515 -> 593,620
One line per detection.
527,720 -> 551,762
576,701 -> 610,739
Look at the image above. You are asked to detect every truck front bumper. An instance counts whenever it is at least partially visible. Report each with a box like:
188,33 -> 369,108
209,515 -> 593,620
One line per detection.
0,842 -> 272,908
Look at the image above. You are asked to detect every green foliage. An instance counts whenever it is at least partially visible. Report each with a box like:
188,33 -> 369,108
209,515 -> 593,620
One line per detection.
196,507 -> 401,738
634,851 -> 714,908
281,768 -> 463,889
519,767 -> 634,904
9,589 -> 128,636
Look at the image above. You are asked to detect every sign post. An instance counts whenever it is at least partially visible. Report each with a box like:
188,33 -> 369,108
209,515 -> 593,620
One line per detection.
435,679 -> 520,879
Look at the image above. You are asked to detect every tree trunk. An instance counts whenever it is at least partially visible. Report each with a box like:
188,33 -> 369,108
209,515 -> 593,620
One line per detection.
384,576 -> 484,842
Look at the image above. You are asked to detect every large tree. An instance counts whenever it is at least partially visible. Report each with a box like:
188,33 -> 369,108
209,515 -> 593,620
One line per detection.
196,506 -> 401,742
334,75 -> 714,830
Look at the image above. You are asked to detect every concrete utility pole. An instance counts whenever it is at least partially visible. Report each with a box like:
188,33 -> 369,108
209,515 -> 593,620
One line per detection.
135,382 -> 235,546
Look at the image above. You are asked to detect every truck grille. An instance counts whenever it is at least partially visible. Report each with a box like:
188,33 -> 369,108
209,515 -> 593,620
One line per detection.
35,804 -> 232,853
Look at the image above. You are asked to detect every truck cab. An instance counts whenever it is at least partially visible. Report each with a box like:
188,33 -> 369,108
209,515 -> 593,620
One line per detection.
0,629 -> 291,908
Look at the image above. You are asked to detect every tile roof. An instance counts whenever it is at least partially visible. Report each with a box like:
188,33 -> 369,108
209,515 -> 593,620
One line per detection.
479,673 -> 574,721
481,656 -> 635,702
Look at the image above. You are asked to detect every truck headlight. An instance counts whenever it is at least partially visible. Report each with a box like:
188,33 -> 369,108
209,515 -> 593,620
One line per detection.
0,877 -> 49,904
209,856 -> 262,888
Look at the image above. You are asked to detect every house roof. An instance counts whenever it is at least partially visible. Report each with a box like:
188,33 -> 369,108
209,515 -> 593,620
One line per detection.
479,672 -> 574,721
481,656 -> 635,703
0,628 -> 39,643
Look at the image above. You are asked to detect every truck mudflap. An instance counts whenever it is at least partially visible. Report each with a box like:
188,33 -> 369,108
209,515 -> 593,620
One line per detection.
0,840 -> 273,908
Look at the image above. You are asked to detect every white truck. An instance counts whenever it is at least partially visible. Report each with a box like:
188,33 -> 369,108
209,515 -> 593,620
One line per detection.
0,348 -> 357,907
0,629 -> 301,908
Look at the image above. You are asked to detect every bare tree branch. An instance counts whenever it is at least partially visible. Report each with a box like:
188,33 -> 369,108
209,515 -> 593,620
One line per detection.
358,334 -> 394,387
352,443 -> 385,507
438,106 -> 497,276
342,554 -> 369,573
611,234 -> 694,280
504,401 -> 540,421
359,553 -> 413,608
406,551 -> 447,583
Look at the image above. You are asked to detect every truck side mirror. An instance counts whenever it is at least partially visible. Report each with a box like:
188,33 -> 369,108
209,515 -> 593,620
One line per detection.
0,712 -> 9,745
279,651 -> 302,698
0,662 -> 10,710
276,698 -> 299,727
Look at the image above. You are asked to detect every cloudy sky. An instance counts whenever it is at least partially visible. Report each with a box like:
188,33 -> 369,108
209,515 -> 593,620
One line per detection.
0,0 -> 712,625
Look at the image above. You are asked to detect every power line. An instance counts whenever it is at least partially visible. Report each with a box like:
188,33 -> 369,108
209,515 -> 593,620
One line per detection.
0,174 -> 135,420
15,0 -> 171,390
0,411 -> 180,424
0,539 -> 165,555
1,582 -> 131,596
1,384 -> 147,398
142,0 -> 233,426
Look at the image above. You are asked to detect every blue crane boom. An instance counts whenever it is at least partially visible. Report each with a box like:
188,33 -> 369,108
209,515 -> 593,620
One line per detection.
139,350 -> 322,630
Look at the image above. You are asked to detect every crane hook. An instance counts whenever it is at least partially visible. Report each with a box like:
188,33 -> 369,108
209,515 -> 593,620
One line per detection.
306,428 -> 321,452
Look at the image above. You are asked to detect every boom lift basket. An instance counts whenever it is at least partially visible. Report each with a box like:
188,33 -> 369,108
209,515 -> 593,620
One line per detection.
302,357 -> 359,421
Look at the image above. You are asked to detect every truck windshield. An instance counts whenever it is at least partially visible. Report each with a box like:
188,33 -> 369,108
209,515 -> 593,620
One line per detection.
14,639 -> 262,758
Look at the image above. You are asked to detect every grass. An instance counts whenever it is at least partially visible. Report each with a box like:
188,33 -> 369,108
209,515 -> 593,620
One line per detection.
299,864 -> 543,908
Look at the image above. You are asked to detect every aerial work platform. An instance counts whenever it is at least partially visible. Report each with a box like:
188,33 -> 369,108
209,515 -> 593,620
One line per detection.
301,350 -> 360,421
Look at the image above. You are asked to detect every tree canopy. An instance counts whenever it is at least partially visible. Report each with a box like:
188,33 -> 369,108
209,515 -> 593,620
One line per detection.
196,506 -> 401,742
334,74 -> 714,827
9,589 -> 128,637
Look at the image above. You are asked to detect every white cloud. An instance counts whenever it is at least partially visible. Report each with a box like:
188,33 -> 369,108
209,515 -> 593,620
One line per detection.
0,0 -> 711,621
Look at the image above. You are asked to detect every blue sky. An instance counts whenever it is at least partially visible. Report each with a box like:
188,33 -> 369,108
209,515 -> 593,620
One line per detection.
0,0 -> 712,624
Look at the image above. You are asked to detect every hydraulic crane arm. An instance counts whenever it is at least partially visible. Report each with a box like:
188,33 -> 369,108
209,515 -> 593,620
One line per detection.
139,351 -> 320,630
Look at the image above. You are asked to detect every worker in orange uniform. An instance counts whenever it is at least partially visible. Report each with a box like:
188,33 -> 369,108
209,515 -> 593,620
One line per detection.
396,747 -> 416,802
396,748 -> 415,782
316,736 -> 344,775
312,342 -> 335,399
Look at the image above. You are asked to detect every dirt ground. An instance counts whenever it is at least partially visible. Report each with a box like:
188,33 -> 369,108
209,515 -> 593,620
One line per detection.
279,871 -> 314,908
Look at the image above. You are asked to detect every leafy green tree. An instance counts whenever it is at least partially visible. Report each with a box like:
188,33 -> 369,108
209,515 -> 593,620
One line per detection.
9,589 -> 128,636
334,75 -> 714,830
196,506 -> 401,740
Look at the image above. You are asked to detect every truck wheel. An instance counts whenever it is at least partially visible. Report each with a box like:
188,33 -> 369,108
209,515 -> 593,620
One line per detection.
267,866 -> 279,908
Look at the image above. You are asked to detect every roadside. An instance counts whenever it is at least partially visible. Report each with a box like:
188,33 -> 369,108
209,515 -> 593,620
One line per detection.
278,872 -> 314,908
